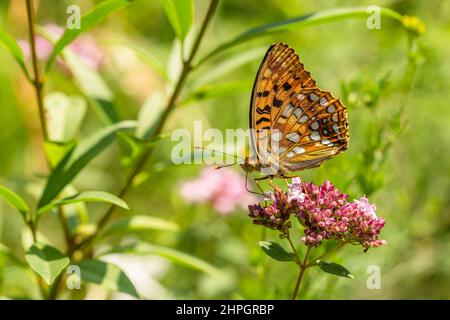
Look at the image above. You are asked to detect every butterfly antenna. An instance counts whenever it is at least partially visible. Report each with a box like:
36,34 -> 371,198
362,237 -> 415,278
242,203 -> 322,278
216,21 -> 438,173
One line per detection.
193,146 -> 245,161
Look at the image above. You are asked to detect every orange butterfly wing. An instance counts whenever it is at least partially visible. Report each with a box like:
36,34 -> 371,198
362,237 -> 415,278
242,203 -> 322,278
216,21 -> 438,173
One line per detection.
249,43 -> 348,173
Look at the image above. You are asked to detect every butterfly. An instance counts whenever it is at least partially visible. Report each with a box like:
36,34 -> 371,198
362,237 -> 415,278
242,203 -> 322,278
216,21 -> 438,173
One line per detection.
240,43 -> 349,181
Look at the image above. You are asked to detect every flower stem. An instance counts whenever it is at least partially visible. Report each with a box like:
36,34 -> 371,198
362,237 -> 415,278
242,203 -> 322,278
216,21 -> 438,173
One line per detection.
25,0 -> 48,141
285,231 -> 301,265
25,0 -> 75,299
74,0 -> 220,253
291,265 -> 306,300
291,247 -> 311,300
42,1 -> 222,301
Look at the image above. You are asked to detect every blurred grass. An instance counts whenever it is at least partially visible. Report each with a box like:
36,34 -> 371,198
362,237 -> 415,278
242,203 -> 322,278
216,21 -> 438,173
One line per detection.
0,0 -> 449,299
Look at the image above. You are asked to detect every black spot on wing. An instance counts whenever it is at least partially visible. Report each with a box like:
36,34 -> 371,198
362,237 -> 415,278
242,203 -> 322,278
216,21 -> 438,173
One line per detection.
273,98 -> 283,107
256,117 -> 271,125
256,105 -> 271,114
282,82 -> 292,91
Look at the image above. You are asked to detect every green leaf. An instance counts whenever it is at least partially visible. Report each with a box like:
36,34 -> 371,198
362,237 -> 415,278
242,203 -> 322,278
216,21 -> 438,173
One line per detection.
63,49 -> 119,124
46,0 -> 132,72
77,259 -> 139,298
181,80 -> 252,106
136,92 -> 166,140
38,25 -> 119,125
0,243 -> 24,266
192,47 -> 264,87
198,7 -> 403,66
38,121 -> 137,209
44,140 -> 78,168
44,92 -> 87,143
38,191 -> 129,215
162,0 -> 194,41
318,261 -> 354,279
0,185 -> 29,220
166,39 -> 183,86
107,41 -> 168,80
25,243 -> 70,285
0,27 -> 31,81
116,132 -> 168,172
259,241 -> 295,262
103,242 -> 224,279
116,131 -> 144,169
100,215 -> 179,238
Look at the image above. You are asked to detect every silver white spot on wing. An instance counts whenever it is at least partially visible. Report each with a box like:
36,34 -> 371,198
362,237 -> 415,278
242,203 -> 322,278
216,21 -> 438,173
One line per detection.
320,97 -> 328,106
310,121 -> 319,130
332,113 -> 339,122
293,146 -> 305,154
297,93 -> 305,101
332,124 -> 340,134
271,131 -> 283,142
282,103 -> 295,117
299,115 -> 308,123
286,151 -> 296,158
327,104 -> 336,113
286,132 -> 300,143
309,93 -> 319,102
310,131 -> 321,141
293,107 -> 303,118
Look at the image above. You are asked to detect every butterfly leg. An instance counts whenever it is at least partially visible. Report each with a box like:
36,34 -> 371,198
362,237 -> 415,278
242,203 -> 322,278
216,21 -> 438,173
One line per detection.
244,172 -> 265,196
301,179 -> 311,199
254,176 -> 271,206
254,176 -> 270,194
267,176 -> 277,189
281,175 -> 296,186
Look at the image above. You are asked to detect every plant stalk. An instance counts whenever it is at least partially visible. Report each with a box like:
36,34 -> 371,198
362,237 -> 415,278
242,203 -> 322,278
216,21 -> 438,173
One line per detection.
77,0 -> 220,251
291,247 -> 311,300
25,0 -> 75,299
25,0 -> 48,141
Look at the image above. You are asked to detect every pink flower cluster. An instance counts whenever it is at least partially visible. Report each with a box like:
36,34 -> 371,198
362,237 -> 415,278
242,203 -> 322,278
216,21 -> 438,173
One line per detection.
248,178 -> 386,250
248,186 -> 293,233
180,167 -> 256,214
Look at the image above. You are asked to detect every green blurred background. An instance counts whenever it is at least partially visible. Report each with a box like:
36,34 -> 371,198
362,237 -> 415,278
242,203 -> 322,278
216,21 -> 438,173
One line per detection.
0,0 -> 449,299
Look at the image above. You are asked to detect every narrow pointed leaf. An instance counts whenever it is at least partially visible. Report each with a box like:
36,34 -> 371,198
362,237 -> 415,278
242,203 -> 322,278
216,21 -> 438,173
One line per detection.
100,215 -> 179,238
38,191 -> 129,215
136,92 -> 166,140
198,7 -> 403,65
181,80 -> 251,106
46,0 -> 132,71
259,241 -> 295,262
103,242 -> 224,279
38,121 -> 137,208
0,185 -> 29,220
318,261 -> 354,279
63,50 -> 119,124
0,27 -> 31,81
77,259 -> 139,298
162,0 -> 194,41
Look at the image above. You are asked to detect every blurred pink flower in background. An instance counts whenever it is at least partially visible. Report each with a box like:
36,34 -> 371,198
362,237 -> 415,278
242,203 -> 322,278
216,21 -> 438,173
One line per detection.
18,24 -> 102,69
180,167 -> 257,214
